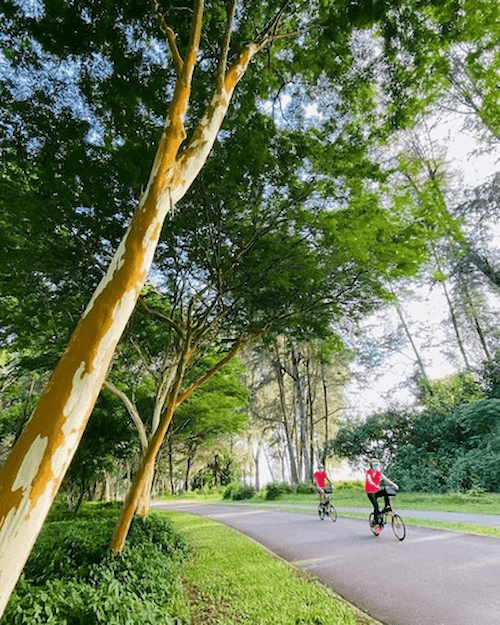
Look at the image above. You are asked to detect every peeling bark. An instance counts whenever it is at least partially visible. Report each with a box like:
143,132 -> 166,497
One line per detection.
0,0 -> 286,609
0,7 -> 268,613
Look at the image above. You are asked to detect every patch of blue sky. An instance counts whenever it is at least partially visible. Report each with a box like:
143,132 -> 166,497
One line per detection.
1,41 -> 109,145
26,136 -> 41,154
142,39 -> 168,68
123,23 -> 168,69
86,53 -> 113,81
11,0 -> 45,19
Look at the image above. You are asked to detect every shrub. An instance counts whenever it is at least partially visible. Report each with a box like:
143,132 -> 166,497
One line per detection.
334,480 -> 364,491
446,449 -> 500,493
1,507 -> 190,625
295,481 -> 316,494
222,483 -> 235,499
264,482 -> 293,500
230,483 -> 256,500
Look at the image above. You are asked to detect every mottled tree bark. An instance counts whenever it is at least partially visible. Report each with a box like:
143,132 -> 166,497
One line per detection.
0,0 -> 266,611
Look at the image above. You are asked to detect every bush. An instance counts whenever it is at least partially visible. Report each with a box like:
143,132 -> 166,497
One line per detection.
222,483 -> 234,499
388,446 -> 454,493
264,482 -> 293,500
231,483 -> 256,500
334,480 -> 364,491
1,506 -> 190,624
295,481 -> 316,494
446,449 -> 500,493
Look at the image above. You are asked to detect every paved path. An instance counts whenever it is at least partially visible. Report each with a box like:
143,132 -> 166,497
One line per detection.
154,501 -> 500,625
340,506 -> 500,526
196,501 -> 500,527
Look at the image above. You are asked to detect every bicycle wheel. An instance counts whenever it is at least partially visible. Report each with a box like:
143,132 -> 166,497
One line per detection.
391,514 -> 406,541
318,504 -> 325,520
368,513 -> 381,536
327,503 -> 337,522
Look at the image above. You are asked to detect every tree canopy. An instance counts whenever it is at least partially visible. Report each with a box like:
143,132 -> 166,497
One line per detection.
1,0 -> 500,613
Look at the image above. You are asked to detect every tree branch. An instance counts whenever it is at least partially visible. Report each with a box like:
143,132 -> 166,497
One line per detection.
175,332 -> 260,406
216,0 -> 238,90
103,380 -> 149,452
153,0 -> 184,76
137,296 -> 185,337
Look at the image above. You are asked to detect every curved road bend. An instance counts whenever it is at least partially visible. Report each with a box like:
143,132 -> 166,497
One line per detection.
154,502 -> 500,625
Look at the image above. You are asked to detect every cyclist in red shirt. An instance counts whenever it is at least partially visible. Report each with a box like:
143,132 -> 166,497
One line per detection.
365,459 -> 398,528
313,465 -> 332,503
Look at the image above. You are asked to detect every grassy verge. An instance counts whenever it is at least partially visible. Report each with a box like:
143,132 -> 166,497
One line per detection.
160,488 -> 500,515
159,488 -> 500,538
244,490 -> 500,515
163,510 -> 379,625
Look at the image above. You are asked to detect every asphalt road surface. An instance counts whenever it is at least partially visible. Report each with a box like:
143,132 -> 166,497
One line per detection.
154,501 -> 500,625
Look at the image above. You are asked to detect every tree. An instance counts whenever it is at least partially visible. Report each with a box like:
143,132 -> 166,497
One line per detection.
0,2 -> 285,600
1,0 -> 496,611
415,371 -> 485,416
327,408 -> 415,467
389,398 -> 500,492
243,336 -> 349,484
172,356 -> 249,490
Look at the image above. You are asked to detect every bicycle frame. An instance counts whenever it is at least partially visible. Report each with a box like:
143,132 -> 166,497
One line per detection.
369,494 -> 406,540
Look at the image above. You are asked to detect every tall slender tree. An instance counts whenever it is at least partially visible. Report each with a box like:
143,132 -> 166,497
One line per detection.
1,0 -> 496,611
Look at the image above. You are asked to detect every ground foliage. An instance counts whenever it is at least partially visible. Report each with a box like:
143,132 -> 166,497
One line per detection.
0,503 -> 190,624
174,511 -> 359,625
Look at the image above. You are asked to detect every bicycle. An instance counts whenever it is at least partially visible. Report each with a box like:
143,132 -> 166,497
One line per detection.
368,488 -> 406,540
318,486 -> 337,523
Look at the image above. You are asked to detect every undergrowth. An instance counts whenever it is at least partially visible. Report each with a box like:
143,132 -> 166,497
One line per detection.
1,502 -> 191,625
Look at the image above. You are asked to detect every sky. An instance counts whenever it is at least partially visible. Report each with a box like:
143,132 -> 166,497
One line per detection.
342,114 -> 500,421
255,111 -> 500,485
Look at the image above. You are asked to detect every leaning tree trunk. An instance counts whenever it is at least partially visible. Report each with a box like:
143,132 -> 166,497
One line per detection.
136,462 -> 155,517
291,344 -> 311,482
322,364 -> 329,455
109,386 -> 184,555
109,332 -> 252,554
0,1 -> 266,610
393,299 -> 429,380
440,277 -> 471,369
273,357 -> 299,484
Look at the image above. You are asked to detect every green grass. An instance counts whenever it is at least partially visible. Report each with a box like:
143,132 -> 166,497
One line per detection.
255,489 -> 500,515
160,487 -> 500,515
163,510 -> 375,625
335,511 -> 500,538
160,488 -> 500,538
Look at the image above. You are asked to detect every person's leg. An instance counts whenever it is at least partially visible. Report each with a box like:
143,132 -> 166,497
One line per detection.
383,490 -> 391,511
367,493 -> 381,523
377,488 -> 390,512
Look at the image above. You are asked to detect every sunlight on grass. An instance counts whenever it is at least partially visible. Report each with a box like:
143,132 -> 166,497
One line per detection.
163,511 -> 364,625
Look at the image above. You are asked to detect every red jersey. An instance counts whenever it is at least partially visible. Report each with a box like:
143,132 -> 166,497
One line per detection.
365,469 -> 381,493
313,470 -> 328,489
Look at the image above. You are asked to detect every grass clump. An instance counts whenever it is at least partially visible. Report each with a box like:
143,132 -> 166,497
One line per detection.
1,502 -> 191,625
167,511 -> 363,625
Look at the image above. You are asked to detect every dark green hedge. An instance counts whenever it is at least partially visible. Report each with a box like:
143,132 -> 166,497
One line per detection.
1,503 -> 190,625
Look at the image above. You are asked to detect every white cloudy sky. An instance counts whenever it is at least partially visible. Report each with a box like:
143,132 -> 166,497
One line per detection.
343,115 -> 500,419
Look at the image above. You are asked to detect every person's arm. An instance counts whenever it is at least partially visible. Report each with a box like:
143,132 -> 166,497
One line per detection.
380,472 -> 398,489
